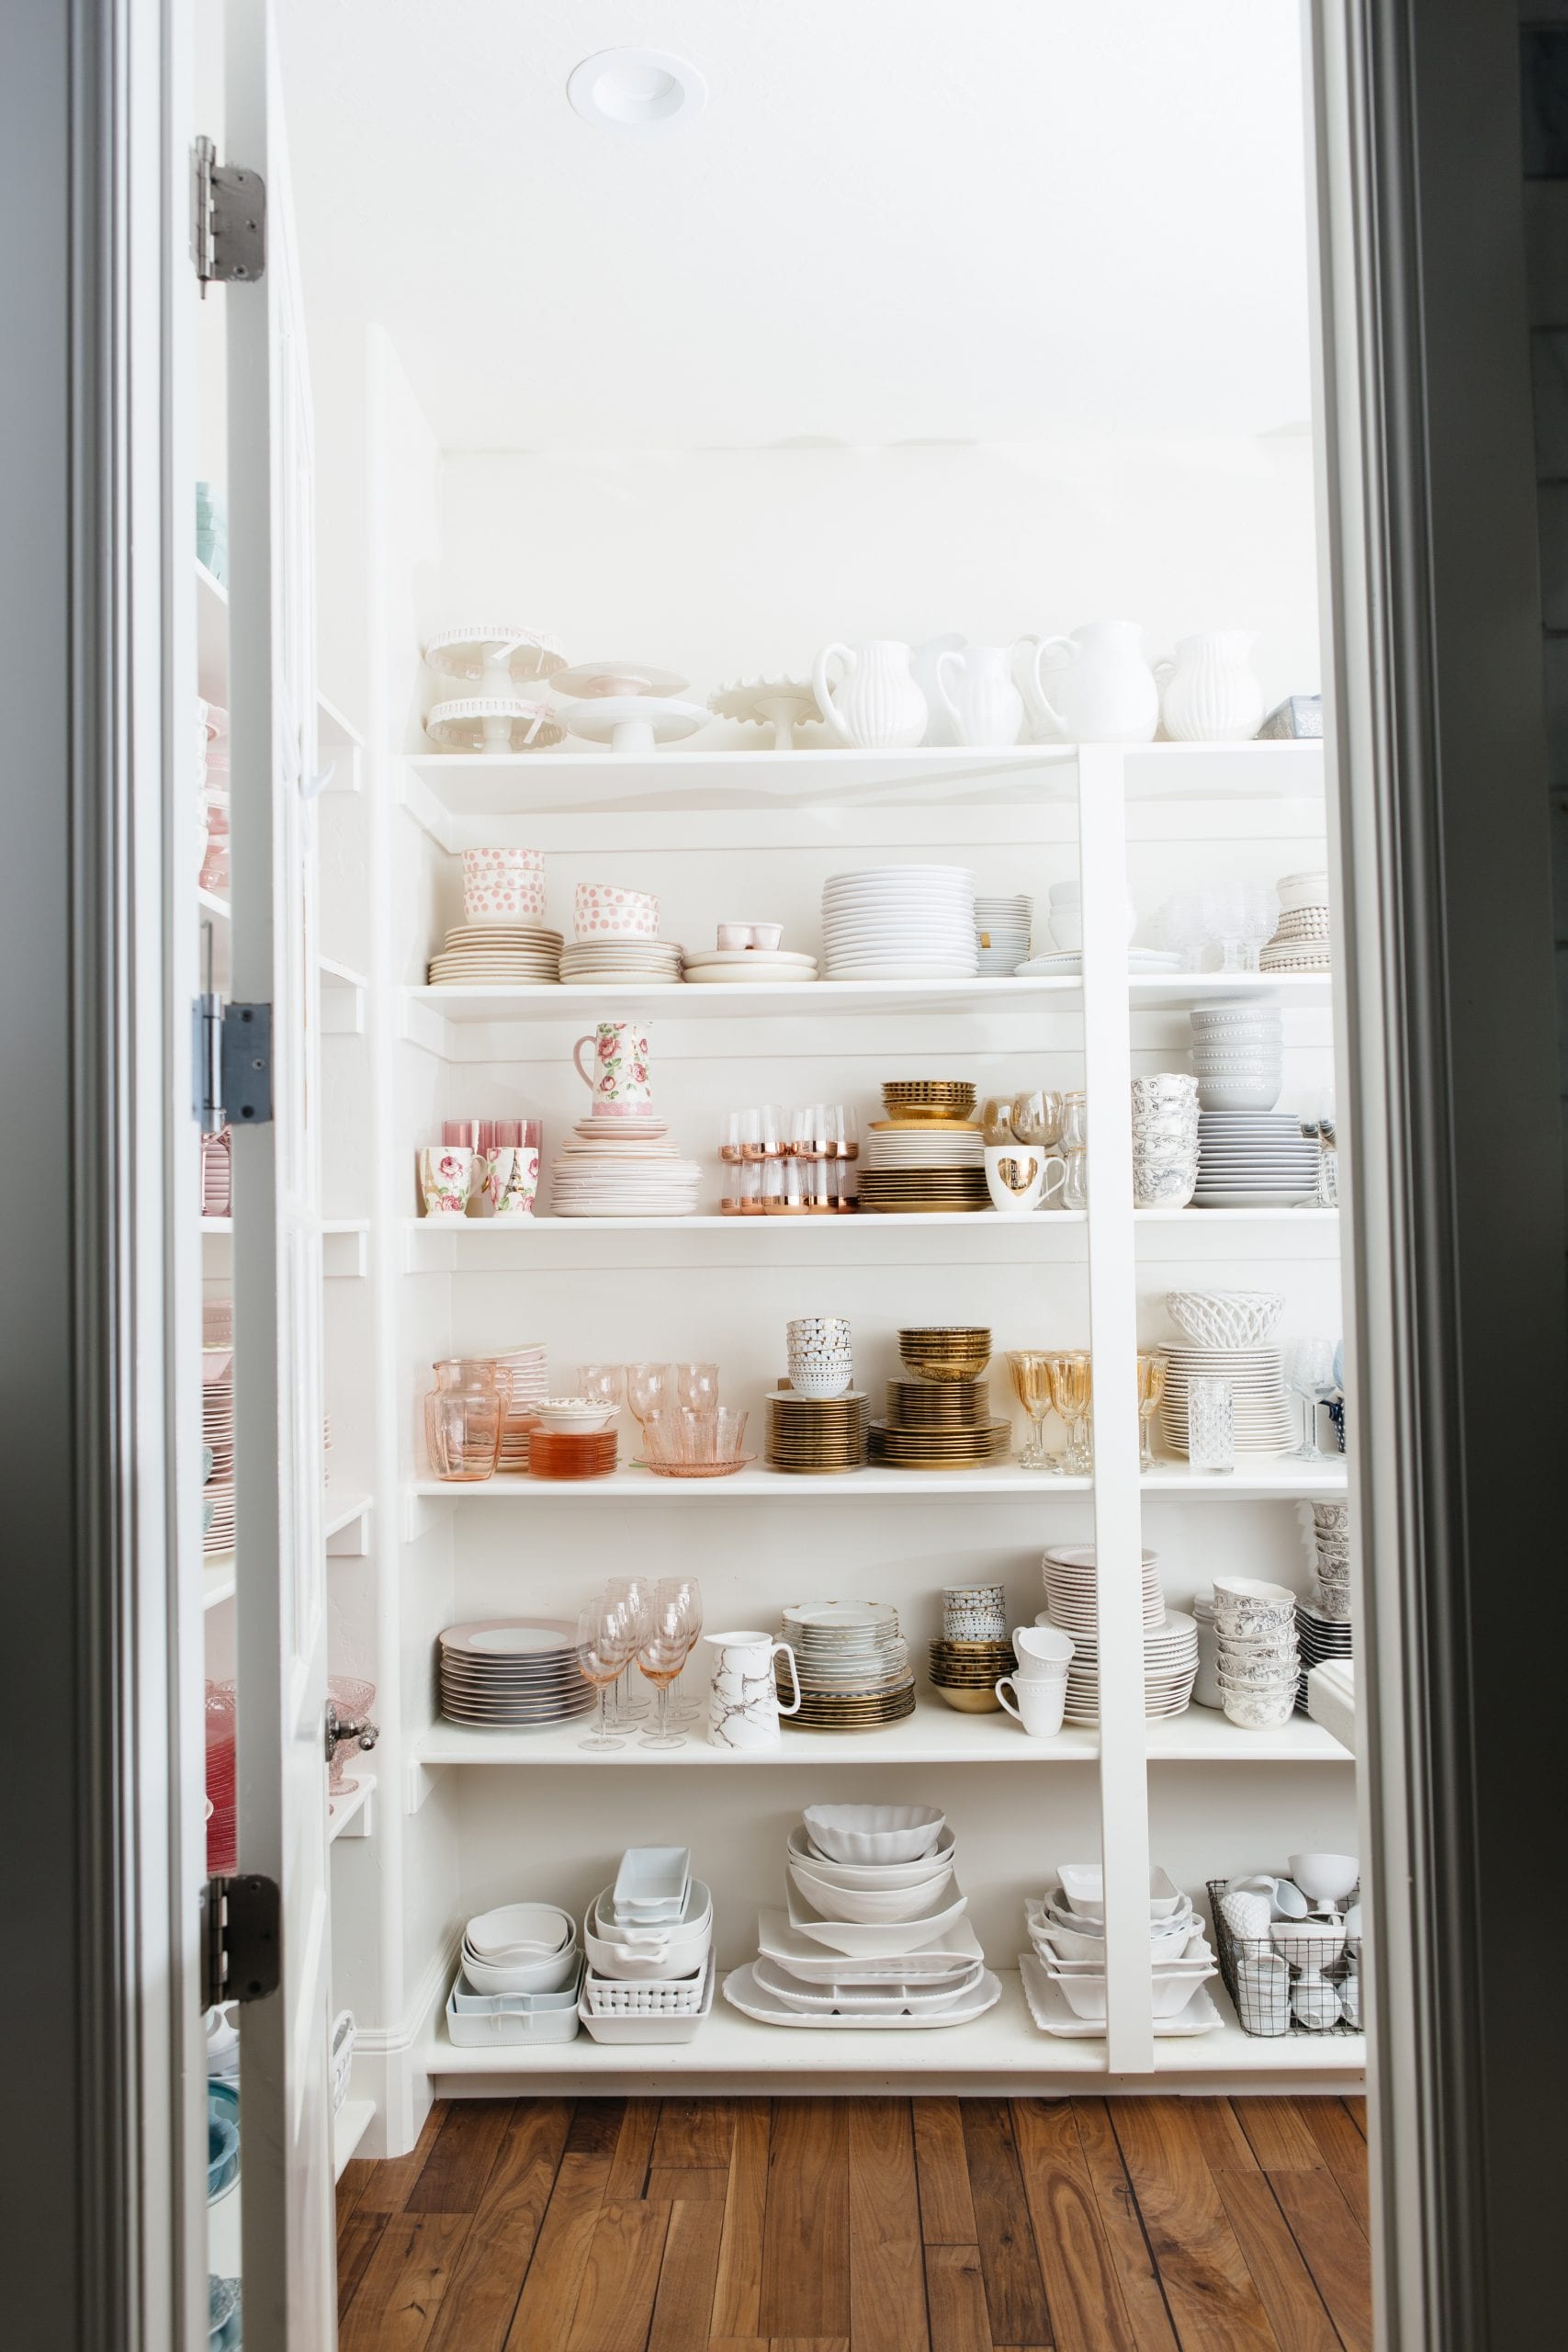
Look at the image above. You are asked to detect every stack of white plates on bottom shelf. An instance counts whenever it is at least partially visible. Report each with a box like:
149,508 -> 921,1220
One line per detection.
724,1804 -> 1001,2029
1020,1864 -> 1222,2036
974,895 -> 1032,975
549,1118 -> 703,1217
1193,1113 -> 1322,1207
820,865 -> 977,980
1158,1345 -> 1293,1453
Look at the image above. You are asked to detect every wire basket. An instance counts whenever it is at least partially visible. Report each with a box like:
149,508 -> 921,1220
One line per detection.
582,1966 -> 709,2017
1207,1880 -> 1362,2037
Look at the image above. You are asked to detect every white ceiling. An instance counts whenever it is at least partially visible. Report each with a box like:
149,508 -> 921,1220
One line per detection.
276,0 -> 1312,453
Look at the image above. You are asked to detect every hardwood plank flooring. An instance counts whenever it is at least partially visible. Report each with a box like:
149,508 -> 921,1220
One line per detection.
338,2095 -> 1371,2351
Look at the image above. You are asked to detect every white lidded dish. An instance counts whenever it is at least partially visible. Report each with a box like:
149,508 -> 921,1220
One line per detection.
578,1951 -> 716,2043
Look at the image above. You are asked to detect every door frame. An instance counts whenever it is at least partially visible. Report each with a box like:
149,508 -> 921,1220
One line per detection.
1311,1 -> 1568,2345
0,0 -> 205,2345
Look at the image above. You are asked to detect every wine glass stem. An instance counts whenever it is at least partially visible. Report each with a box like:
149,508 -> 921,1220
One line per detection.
1139,1415 -> 1153,1471
656,1684 -> 670,1742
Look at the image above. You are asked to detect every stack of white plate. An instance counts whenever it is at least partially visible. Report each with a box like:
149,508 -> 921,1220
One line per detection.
549,1117 -> 702,1218
1020,1868 -> 1222,2037
820,865 -> 977,979
777,1600 -> 916,1727
974,895 -> 1032,975
1041,1544 -> 1164,1635
1157,1345 -> 1293,1453
427,923 -> 562,985
1261,868 -> 1333,972
558,938 -> 682,985
681,947 -> 819,987
1014,947 -> 1184,977
437,1618 -> 595,1728
1035,1600 -> 1198,1722
1193,1113 -> 1322,1207
863,1123 -> 984,1170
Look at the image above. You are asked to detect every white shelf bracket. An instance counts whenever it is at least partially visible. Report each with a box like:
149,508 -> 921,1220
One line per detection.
402,1491 -> 454,1544
321,1226 -> 369,1279
405,1757 -> 444,1815
400,992 -> 449,1059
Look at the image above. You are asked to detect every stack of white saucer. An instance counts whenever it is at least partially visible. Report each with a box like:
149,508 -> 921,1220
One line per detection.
427,923 -> 562,985
549,1115 -> 702,1218
682,947 -> 819,986
558,937 -> 682,985
820,866 -> 977,979
974,895 -> 1032,975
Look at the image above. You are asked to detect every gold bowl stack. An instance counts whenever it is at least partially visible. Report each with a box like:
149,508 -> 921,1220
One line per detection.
765,1387 -> 868,1475
897,1326 -> 993,1383
871,1330 -> 1010,1468
928,1635 -> 1014,1713
882,1080 -> 977,1122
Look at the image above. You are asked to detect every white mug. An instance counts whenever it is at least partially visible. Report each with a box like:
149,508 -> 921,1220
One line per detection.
984,1145 -> 1066,1216
995,1674 -> 1068,1736
1011,1624 -> 1075,1678
703,1631 -> 802,1750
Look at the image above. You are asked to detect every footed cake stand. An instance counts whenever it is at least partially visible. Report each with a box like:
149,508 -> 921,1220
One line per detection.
424,697 -> 567,752
558,696 -> 710,753
423,624 -> 567,688
707,677 -> 822,750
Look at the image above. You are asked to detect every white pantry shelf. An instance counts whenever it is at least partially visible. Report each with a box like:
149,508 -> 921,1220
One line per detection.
407,1459 -> 1344,1508
403,973 -> 1082,1029
320,956 -> 369,1033
323,1494 -> 373,1555
424,1965 -> 1361,2097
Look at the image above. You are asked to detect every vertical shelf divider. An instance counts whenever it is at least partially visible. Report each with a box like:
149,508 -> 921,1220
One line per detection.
1078,746 -> 1155,2073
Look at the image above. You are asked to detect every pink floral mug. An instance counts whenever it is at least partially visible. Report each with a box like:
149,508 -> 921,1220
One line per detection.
572,1022 -> 656,1119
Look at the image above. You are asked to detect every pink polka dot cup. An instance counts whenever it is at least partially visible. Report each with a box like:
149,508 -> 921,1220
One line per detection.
574,883 -> 659,940
462,846 -> 546,925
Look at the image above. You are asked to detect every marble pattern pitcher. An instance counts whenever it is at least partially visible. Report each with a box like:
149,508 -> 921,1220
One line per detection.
703,1630 -> 802,1749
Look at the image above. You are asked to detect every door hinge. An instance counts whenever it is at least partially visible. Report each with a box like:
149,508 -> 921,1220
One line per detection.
192,134 -> 266,291
194,998 -> 275,1134
203,1874 -> 281,2008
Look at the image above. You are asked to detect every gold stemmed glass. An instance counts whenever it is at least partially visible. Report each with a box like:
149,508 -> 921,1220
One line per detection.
1006,1350 -> 1058,1472
1047,1351 -> 1093,1476
1136,1352 -> 1168,1472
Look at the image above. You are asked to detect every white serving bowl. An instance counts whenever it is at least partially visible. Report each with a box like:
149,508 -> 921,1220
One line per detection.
801,1803 -> 945,1865
790,1821 -> 957,1891
788,1856 -> 954,1923
464,1901 -> 574,1960
532,1397 -> 618,1434
460,1944 -> 581,1996
1196,1077 -> 1284,1111
1288,1850 -> 1359,1904
1166,1289 -> 1284,1348
785,1878 -> 969,1958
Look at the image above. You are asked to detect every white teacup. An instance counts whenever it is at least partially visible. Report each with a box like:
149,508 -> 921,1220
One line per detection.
1011,1624 -> 1075,1678
984,1145 -> 1066,1216
995,1674 -> 1067,1736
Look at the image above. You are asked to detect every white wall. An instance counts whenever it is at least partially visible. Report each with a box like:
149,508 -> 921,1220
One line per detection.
429,435 -> 1320,744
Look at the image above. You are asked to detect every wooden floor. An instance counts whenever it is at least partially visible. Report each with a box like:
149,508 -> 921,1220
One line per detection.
336,2093 -> 1371,2351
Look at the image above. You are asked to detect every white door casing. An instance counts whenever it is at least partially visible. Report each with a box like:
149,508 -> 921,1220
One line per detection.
225,1 -> 335,2341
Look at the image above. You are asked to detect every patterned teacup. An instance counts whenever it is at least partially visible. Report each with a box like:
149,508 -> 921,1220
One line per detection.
419,1145 -> 480,1218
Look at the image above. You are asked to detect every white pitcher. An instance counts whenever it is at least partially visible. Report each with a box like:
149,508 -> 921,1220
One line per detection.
811,640 -> 928,749
932,642 -> 1028,748
1019,621 -> 1160,743
703,1629 -> 802,1750
1154,630 -> 1266,741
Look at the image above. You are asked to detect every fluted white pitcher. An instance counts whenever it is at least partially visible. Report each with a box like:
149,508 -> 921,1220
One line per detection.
703,1630 -> 802,1750
931,642 -> 1029,747
811,640 -> 928,748
1154,631 -> 1266,741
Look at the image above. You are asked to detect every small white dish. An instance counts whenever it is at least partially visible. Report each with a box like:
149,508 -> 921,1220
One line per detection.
787,1858 -> 954,1924
532,1397 -> 618,1434
789,1821 -> 957,1891
613,1845 -> 692,1919
785,1878 -> 969,1959
1056,1863 -> 1184,1917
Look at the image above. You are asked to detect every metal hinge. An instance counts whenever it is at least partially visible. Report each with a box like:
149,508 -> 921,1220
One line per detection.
203,1874 -> 281,2008
194,997 -> 275,1133
192,134 -> 266,291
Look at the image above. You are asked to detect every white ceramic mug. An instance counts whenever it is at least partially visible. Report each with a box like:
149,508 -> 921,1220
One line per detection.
703,1631 -> 802,1750
995,1673 -> 1068,1736
573,1022 -> 655,1118
1011,1624 -> 1075,1678
984,1145 -> 1066,1216
419,1145 -> 481,1217
487,1145 -> 540,1218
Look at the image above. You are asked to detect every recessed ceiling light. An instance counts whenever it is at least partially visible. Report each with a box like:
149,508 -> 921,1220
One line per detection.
567,49 -> 707,136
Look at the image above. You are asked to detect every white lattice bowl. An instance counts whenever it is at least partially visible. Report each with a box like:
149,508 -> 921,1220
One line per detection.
1166,1290 -> 1285,1350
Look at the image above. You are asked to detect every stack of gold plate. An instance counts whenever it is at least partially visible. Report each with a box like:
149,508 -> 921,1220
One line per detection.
857,1166 -> 988,1214
869,1415 -> 1011,1469
784,1679 -> 919,1731
897,1327 -> 993,1382
765,1389 -> 868,1474
929,1636 -> 1014,1713
882,1080 -> 977,1123
885,1377 -> 992,1424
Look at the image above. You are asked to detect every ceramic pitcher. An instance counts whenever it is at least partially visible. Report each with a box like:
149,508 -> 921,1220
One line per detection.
811,640 -> 928,749
1153,630 -> 1266,741
932,642 -> 1028,747
703,1630 -> 802,1750
572,1021 -> 655,1118
1019,621 -> 1160,743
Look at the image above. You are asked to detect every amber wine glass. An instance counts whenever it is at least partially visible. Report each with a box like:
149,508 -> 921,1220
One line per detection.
1006,1350 -> 1057,1472
1048,1351 -> 1093,1476
576,1600 -> 633,1752
1136,1352 -> 1168,1472
637,1582 -> 697,1749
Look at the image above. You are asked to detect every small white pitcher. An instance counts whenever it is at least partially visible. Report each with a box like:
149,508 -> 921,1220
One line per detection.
1019,621 -> 1160,743
811,640 -> 928,748
931,642 -> 1028,747
1154,630 -> 1265,741
703,1630 -> 802,1750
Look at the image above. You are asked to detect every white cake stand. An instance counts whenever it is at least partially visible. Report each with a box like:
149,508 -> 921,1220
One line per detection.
559,696 -> 711,753
707,677 -> 822,751
423,625 -> 567,689
550,659 -> 688,699
424,697 -> 567,752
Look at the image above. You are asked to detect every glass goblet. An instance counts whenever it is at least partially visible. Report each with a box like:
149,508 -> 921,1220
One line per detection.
1048,1351 -> 1093,1476
637,1587 -> 696,1749
1136,1352 -> 1168,1472
1282,1337 -> 1337,1462
576,1602 -> 632,1751
1006,1350 -> 1057,1472
626,1363 -> 673,1428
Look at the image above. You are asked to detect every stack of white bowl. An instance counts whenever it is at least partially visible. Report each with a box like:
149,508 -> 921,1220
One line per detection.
1190,997 -> 1282,1112
446,1901 -> 583,2049
580,1845 -> 715,2043
723,1804 -> 1001,2030
1261,869 -> 1333,973
1020,1864 -> 1220,2037
1130,1073 -> 1200,1205
1295,1500 -> 1354,1712
974,894 -> 1032,975
1213,1577 -> 1300,1729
